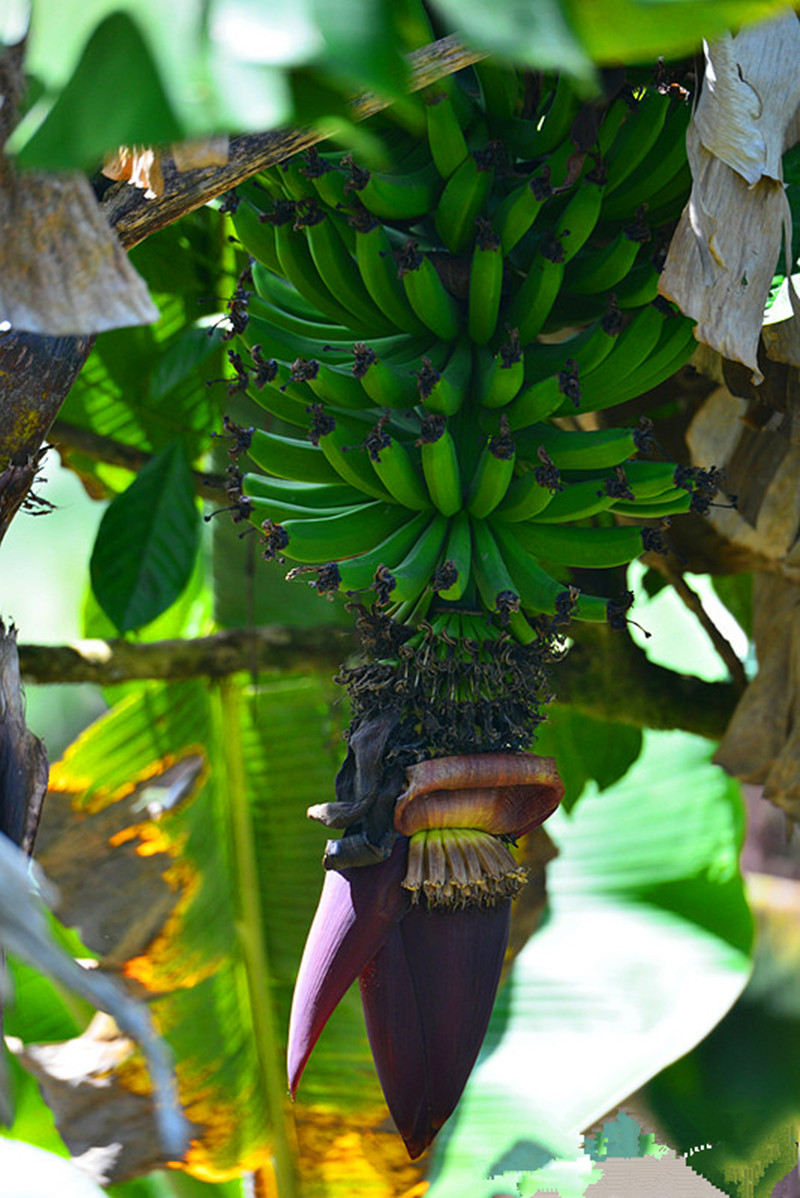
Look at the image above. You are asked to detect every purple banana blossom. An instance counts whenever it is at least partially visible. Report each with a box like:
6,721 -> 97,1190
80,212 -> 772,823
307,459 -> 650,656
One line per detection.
289,749 -> 562,1156
287,837 -> 511,1158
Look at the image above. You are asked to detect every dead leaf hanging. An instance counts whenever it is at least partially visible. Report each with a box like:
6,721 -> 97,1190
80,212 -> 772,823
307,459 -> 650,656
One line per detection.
659,11 -> 800,382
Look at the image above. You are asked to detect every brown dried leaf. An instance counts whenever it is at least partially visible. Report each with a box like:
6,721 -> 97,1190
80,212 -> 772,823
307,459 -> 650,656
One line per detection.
0,831 -> 190,1162
686,385 -> 800,560
715,573 -> 797,783
102,146 -> 164,199
34,756 -> 203,967
0,170 -> 159,335
0,620 -> 47,851
659,12 -> 800,382
10,1013 -> 197,1186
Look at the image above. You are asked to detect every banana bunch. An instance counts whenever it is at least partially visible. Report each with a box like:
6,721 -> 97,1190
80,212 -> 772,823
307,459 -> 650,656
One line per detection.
224,62 -> 703,647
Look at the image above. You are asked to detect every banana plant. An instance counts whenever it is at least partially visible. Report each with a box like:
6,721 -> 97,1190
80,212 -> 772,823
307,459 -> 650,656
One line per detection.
216,57 -> 727,1163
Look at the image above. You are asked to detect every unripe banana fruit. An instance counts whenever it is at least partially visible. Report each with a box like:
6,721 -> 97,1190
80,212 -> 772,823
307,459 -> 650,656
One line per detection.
224,64 -> 702,645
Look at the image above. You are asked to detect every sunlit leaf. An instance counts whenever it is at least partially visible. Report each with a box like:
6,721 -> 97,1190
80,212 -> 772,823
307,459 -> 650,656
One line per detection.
534,707 -> 643,813
30,674 -> 418,1191
149,320 -> 223,403
564,0 -> 794,65
425,730 -> 753,1196
431,0 -> 594,81
60,215 -> 227,466
13,12 -> 183,170
90,441 -> 200,633
12,0 -> 411,170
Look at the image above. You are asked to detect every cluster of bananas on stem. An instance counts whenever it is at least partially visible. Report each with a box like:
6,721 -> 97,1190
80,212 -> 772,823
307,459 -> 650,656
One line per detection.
222,61 -> 707,657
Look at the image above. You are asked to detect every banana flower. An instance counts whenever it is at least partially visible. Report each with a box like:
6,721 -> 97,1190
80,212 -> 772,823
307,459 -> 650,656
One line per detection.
288,751 -> 563,1157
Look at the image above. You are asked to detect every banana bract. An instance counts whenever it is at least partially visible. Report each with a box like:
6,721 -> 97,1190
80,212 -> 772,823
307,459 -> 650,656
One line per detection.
220,59 -> 718,1159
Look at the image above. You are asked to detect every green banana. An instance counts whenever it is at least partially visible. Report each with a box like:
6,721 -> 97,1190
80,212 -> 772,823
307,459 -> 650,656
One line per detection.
435,510 -> 472,600
425,88 -> 470,179
470,517 -> 536,644
474,59 -> 520,124
642,161 -> 692,226
274,158 -> 317,203
239,311 -> 353,369
603,86 -> 670,195
613,258 -> 661,309
523,305 -> 622,386
353,344 -> 420,409
398,240 -> 462,341
245,494 -> 364,525
247,428 -> 343,485
563,459 -> 678,500
532,477 -> 619,524
345,156 -> 441,221
601,98 -> 690,219
493,520 -> 629,625
417,337 -> 472,416
328,510 -> 433,594
564,217 -> 651,295
419,415 -> 462,517
490,518 -> 572,619
231,197 -> 282,273
389,512 -> 450,603
514,423 -> 642,471
275,501 -> 410,563
386,582 -> 435,629
240,473 -> 363,508
557,178 -> 605,264
467,419 -> 516,518
553,303 -> 666,417
314,413 -> 396,501
610,488 -> 692,518
506,238 -> 565,346
494,173 -> 551,256
478,333 -> 525,408
250,269 -> 352,341
246,373 -> 314,427
303,147 -> 351,211
501,74 -> 579,158
503,360 -> 582,429
364,423 -> 431,510
597,92 -> 634,158
468,219 -> 503,345
435,144 -> 499,254
508,520 -> 646,568
351,212 -> 427,336
298,206 -> 392,332
610,313 -> 696,405
493,466 -> 558,523
288,357 -> 366,410
272,210 -> 364,329
245,298 -> 420,362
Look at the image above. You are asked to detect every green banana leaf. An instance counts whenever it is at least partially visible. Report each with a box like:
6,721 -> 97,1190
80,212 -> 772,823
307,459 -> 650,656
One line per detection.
89,442 -> 201,633
59,215 -> 228,482
26,673 -> 425,1195
533,707 -> 643,813
10,0 -> 408,170
425,729 -> 753,1197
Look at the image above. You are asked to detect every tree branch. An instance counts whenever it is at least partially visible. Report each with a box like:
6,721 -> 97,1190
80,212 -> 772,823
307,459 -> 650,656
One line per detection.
49,421 -> 228,505
105,36 -> 487,251
16,624 -> 737,740
642,552 -> 749,694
